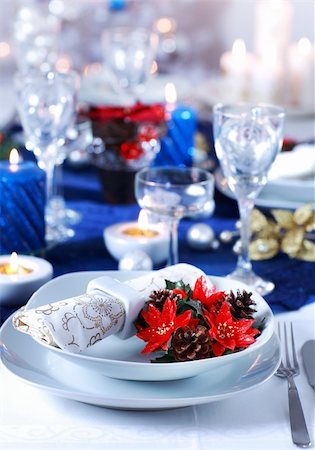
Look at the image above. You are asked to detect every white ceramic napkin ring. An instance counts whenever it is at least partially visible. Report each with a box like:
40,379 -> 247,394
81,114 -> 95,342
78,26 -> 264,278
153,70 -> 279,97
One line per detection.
87,276 -> 146,339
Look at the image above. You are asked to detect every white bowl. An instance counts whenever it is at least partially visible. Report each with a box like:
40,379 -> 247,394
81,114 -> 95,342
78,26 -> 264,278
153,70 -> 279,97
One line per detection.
25,270 -> 275,381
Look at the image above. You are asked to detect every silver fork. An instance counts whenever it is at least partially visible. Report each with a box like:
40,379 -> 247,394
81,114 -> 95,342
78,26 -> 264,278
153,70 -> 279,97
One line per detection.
275,322 -> 311,448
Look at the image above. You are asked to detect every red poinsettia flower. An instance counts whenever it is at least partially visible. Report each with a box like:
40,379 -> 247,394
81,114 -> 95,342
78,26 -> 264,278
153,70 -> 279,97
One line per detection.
192,276 -> 226,310
120,142 -> 144,160
204,301 -> 260,357
136,298 -> 192,354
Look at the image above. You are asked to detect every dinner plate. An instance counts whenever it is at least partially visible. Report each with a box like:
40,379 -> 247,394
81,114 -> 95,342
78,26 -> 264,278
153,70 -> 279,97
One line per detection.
215,169 -> 314,210
0,314 -> 280,410
23,271 -> 274,381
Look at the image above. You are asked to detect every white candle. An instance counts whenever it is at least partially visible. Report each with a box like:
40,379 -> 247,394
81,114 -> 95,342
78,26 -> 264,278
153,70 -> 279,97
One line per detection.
220,39 -> 252,101
254,0 -> 293,66
0,253 -> 53,305
103,210 -> 169,265
253,0 -> 293,103
250,47 -> 283,103
287,38 -> 315,109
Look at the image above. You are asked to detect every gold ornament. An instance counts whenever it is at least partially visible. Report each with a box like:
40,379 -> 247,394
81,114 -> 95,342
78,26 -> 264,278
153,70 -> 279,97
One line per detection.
249,203 -> 315,261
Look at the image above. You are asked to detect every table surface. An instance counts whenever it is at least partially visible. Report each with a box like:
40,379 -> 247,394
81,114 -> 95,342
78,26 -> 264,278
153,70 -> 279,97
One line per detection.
1,119 -> 314,450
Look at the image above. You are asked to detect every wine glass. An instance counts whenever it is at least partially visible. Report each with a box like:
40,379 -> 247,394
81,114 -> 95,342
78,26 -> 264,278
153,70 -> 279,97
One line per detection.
15,70 -> 79,243
135,166 -> 215,266
101,27 -> 158,104
13,4 -> 60,74
50,116 -> 94,228
213,103 -> 285,295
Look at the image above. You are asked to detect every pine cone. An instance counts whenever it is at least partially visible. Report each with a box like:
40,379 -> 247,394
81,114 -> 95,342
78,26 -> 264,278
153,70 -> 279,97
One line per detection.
148,289 -> 182,311
226,289 -> 256,319
172,325 -> 212,362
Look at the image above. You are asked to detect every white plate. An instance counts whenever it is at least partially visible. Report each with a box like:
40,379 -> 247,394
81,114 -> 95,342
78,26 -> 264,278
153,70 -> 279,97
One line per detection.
24,271 -> 274,381
215,169 -> 314,210
0,314 -> 280,410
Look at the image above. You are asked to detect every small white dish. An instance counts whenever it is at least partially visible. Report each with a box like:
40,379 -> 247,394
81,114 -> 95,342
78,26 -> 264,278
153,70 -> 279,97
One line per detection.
0,255 -> 53,306
0,314 -> 280,410
104,222 -> 169,265
24,271 -> 274,382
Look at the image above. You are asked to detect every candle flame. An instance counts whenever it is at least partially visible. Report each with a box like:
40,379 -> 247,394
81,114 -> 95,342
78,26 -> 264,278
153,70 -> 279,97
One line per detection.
150,60 -> 158,74
165,82 -> 177,104
9,148 -> 20,165
9,252 -> 19,274
155,17 -> 176,34
232,39 -> 246,61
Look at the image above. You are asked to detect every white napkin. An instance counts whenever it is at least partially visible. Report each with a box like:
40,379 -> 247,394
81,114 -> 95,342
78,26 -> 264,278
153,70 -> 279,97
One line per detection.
12,263 -> 207,353
268,144 -> 315,181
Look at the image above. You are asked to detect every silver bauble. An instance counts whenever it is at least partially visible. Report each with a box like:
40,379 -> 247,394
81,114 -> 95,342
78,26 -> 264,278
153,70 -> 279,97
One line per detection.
118,250 -> 153,271
186,223 -> 215,250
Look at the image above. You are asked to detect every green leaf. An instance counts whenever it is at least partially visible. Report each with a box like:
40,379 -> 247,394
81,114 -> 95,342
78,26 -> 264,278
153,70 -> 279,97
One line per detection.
186,299 -> 203,316
164,279 -> 192,295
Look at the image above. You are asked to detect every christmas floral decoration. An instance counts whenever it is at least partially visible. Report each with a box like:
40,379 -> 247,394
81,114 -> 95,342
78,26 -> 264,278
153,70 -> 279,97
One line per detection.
249,203 -> 315,261
135,276 -> 262,362
84,102 -> 166,204
84,102 -> 166,165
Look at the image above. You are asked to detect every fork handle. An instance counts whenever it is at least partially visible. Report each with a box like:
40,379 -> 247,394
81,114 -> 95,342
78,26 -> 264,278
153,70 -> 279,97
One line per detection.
288,377 -> 311,448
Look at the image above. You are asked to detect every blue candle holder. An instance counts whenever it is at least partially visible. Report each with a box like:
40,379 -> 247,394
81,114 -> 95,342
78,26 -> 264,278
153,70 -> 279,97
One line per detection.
0,160 -> 46,254
154,105 -> 197,167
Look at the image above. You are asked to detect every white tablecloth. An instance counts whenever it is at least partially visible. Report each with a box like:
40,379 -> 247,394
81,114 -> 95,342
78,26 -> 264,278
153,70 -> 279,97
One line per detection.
1,303 -> 314,450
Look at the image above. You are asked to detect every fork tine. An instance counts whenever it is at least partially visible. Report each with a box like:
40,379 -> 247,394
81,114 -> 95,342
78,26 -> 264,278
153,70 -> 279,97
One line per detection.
284,322 -> 291,368
290,322 -> 299,370
277,322 -> 284,368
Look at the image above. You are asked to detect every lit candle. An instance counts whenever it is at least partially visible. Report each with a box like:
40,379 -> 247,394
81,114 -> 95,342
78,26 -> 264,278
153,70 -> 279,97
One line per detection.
0,252 -> 53,305
254,0 -> 292,68
103,210 -> 169,265
220,39 -> 252,101
155,82 -> 197,167
287,37 -> 315,109
0,149 -> 46,254
252,0 -> 293,103
250,46 -> 283,103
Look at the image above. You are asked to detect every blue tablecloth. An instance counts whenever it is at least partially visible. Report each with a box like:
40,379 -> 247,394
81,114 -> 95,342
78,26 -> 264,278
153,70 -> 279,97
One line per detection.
1,122 -> 314,324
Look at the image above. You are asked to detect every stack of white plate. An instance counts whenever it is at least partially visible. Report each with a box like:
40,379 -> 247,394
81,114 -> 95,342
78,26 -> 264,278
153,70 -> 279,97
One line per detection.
0,271 -> 280,410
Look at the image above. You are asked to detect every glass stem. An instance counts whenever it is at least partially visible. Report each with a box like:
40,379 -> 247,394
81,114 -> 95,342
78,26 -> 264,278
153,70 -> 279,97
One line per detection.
39,154 -> 57,225
53,162 -> 64,200
167,219 -> 179,266
237,196 -> 254,274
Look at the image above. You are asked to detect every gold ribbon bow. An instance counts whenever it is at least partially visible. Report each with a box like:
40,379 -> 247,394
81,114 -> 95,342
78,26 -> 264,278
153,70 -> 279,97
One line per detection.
249,203 -> 315,261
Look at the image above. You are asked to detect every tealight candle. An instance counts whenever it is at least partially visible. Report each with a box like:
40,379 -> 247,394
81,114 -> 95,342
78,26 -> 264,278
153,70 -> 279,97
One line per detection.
0,252 -> 53,305
103,210 -> 169,265
0,149 -> 46,254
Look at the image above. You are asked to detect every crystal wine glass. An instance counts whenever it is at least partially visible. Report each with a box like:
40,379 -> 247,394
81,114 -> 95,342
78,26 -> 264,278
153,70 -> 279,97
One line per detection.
15,70 -> 79,243
135,166 -> 214,266
213,103 -> 285,295
13,4 -> 60,74
101,27 -> 158,104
